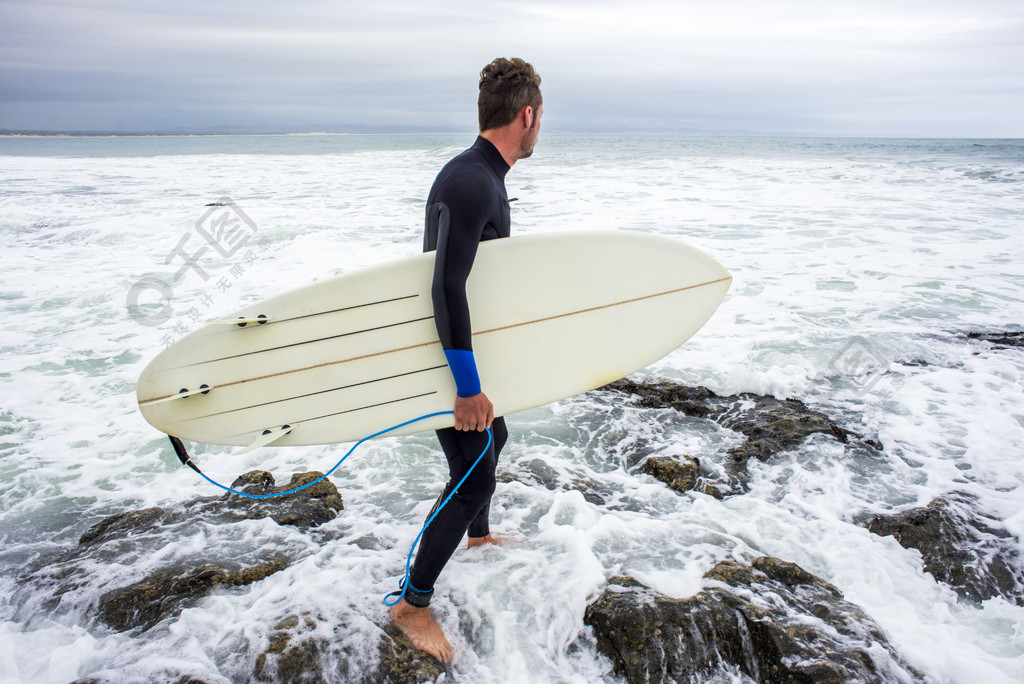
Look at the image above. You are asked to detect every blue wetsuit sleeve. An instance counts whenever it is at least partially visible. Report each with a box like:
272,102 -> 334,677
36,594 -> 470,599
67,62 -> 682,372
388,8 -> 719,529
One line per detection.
443,349 -> 481,398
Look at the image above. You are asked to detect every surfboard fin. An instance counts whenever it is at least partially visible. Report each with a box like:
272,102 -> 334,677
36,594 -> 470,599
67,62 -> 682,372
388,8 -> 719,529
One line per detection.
233,424 -> 295,456
210,314 -> 272,327
139,384 -> 213,407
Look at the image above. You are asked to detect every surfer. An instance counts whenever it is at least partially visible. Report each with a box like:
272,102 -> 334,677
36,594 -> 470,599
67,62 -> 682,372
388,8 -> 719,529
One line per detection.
390,57 -> 543,662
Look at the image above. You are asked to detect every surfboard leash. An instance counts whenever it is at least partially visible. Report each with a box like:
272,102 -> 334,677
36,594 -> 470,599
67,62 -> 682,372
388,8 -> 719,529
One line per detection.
166,412 -> 493,606
166,411 -> 455,499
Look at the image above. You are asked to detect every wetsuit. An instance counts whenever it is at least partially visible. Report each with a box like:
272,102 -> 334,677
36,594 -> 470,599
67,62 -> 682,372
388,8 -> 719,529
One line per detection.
403,137 -> 512,607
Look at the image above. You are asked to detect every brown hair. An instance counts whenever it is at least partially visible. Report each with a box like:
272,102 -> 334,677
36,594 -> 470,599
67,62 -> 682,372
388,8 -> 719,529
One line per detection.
478,58 -> 542,132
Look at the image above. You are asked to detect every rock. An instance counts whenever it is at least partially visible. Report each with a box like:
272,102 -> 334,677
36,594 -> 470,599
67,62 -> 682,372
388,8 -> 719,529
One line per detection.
497,457 -> 611,505
253,614 -> 444,683
78,506 -> 171,545
864,492 -> 1024,605
225,470 -> 345,528
98,559 -> 286,632
78,471 -> 343,552
584,556 -> 923,683
966,331 -> 1024,350
70,676 -> 216,684
639,455 -> 701,494
253,615 -> 331,683
496,457 -> 562,490
375,626 -> 448,683
602,379 -> 857,497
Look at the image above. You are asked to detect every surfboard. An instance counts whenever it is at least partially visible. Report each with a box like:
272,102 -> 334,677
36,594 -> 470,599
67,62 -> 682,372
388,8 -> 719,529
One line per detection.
137,230 -> 731,449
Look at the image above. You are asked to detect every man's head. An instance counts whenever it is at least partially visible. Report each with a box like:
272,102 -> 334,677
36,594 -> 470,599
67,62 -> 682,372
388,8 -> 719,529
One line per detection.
478,58 -> 542,161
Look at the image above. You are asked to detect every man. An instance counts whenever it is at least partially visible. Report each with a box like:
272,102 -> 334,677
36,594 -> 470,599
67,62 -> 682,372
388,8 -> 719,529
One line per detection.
390,57 -> 542,662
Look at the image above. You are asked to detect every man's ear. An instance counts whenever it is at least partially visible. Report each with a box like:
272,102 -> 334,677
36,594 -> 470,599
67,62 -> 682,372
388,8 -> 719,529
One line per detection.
522,105 -> 534,130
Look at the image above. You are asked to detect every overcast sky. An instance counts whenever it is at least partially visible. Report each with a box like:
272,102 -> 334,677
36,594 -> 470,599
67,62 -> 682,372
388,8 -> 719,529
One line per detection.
1,0 -> 1022,137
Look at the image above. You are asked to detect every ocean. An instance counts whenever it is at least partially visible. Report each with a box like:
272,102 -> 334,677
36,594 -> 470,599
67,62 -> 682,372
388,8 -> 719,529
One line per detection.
0,133 -> 1022,683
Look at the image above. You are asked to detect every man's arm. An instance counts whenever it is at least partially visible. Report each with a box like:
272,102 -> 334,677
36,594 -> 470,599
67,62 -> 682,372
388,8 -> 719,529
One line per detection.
427,176 -> 495,431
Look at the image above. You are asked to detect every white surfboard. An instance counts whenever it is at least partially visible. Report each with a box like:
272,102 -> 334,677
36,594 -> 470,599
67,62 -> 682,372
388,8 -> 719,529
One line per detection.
137,230 -> 731,448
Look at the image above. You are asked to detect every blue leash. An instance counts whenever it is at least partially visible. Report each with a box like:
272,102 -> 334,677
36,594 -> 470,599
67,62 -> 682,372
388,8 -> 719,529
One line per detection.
170,410 -> 493,605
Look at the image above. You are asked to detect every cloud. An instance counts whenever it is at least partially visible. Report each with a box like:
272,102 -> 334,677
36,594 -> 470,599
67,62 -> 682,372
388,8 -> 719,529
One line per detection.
1,0 -> 1022,135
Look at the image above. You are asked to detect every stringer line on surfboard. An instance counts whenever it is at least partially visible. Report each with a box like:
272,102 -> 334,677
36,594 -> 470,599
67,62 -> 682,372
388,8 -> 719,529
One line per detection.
474,275 -> 732,337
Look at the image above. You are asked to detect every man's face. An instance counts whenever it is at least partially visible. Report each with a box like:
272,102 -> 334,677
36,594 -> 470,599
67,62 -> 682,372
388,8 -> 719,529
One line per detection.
518,103 -> 543,160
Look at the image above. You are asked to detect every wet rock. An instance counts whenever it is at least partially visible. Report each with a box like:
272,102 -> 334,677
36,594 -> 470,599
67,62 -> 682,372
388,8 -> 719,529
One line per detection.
77,506 -> 172,546
375,626 -> 448,683
584,556 -> 922,683
497,458 -> 611,505
603,379 -> 857,497
638,455 -> 701,494
79,470 -> 343,546
253,615 -> 330,683
71,676 -> 216,684
966,330 -> 1024,350
570,477 -> 615,506
864,492 -> 1024,605
253,614 -> 444,683
224,470 -> 344,528
496,457 -> 562,490
99,559 -> 286,632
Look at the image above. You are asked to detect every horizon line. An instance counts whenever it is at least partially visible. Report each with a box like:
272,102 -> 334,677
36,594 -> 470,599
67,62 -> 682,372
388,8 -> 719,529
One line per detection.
2,127 -> 1021,141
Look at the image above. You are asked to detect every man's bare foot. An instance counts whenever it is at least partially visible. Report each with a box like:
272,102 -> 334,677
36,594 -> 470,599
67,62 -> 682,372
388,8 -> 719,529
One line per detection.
391,600 -> 453,663
466,533 -> 507,549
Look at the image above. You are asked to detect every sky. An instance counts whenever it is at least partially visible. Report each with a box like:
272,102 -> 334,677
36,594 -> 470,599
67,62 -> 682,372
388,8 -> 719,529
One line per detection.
1,0 -> 1022,137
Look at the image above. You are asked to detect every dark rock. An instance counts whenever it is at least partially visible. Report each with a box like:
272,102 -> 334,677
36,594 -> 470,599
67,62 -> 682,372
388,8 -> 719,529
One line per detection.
497,457 -> 612,505
253,615 -> 330,683
78,506 -> 171,545
98,559 -> 286,632
496,457 -> 562,490
966,331 -> 1024,350
602,379 -> 857,497
253,614 -> 444,683
375,625 -> 447,683
639,455 -> 701,494
232,469 -> 278,490
584,556 -> 923,683
224,470 -> 344,528
78,471 -> 343,549
70,676 -> 217,684
864,492 -> 1024,605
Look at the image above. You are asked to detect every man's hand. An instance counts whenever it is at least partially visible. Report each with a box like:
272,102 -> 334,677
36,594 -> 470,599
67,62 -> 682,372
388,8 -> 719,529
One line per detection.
454,392 -> 494,432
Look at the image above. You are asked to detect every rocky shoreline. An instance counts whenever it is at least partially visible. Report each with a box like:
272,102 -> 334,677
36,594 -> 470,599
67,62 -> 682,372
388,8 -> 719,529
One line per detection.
602,377 -> 860,498
584,557 -> 923,683
55,471 -> 445,684
19,346 -> 1020,682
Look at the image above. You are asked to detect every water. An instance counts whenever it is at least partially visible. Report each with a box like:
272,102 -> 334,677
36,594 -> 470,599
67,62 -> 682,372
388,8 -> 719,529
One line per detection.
1,133 -> 1022,682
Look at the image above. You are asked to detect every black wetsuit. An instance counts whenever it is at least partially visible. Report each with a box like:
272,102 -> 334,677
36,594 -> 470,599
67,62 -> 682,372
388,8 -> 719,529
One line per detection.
403,137 -> 511,606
